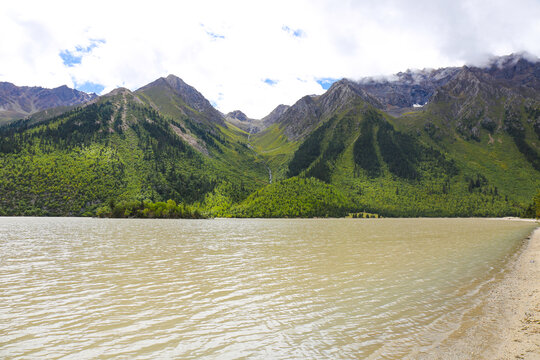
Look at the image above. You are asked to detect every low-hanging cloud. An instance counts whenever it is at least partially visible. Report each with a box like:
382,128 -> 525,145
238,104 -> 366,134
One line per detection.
1,0 -> 539,118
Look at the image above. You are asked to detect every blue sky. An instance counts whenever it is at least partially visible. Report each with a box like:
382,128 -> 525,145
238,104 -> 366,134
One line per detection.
60,39 -> 106,67
74,81 -> 105,94
316,78 -> 337,90
1,0 -> 540,118
282,26 -> 305,38
263,79 -> 278,86
59,50 -> 82,67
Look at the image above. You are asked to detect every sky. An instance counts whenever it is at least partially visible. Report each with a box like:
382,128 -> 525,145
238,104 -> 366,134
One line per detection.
1,0 -> 540,118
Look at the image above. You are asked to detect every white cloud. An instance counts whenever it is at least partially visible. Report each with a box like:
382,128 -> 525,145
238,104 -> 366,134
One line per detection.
1,0 -> 539,118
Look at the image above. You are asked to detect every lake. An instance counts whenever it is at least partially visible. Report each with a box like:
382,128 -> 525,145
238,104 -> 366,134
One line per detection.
0,217 -> 537,359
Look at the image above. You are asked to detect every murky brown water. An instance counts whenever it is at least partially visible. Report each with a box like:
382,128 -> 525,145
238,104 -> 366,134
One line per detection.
0,217 -> 536,359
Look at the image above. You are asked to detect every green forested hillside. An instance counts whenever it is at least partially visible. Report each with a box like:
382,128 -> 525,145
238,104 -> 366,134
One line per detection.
0,92 -> 267,216
0,68 -> 539,218
229,177 -> 353,218
252,101 -> 536,217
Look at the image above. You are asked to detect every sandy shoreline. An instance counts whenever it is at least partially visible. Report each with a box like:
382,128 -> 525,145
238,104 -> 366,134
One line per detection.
491,224 -> 540,359
417,221 -> 540,359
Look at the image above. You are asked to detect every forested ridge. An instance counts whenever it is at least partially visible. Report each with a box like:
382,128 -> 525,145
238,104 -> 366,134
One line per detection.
0,95 -> 262,217
0,73 -> 539,218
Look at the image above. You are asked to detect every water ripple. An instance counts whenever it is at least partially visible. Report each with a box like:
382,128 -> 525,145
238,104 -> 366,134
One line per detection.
0,217 -> 535,359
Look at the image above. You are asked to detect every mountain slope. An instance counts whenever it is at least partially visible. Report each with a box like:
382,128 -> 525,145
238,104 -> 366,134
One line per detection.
267,79 -> 382,141
255,101 -> 529,216
251,54 -> 540,216
224,110 -> 264,134
0,54 -> 538,217
261,104 -> 290,128
0,82 -> 96,123
0,84 -> 268,216
391,60 -> 540,206
135,74 -> 224,126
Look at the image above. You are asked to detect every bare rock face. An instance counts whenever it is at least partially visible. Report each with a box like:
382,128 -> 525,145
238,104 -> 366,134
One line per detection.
355,67 -> 460,110
261,104 -> 290,127
267,53 -> 539,143
351,54 -> 539,115
163,75 -> 222,121
276,79 -> 383,140
278,95 -> 321,140
317,79 -> 382,118
422,54 -> 540,141
226,110 -> 249,122
0,82 -> 96,122
224,110 -> 264,133
485,53 -> 540,90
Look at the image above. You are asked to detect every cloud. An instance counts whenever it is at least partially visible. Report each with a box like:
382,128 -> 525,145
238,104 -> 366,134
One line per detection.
1,0 -> 539,118
206,31 -> 225,40
201,24 -> 225,40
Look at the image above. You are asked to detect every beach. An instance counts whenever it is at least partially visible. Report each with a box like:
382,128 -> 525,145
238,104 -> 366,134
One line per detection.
418,221 -> 540,359
492,224 -> 540,359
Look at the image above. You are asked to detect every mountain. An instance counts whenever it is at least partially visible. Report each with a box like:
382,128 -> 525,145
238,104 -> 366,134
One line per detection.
266,79 -> 382,141
135,74 -> 225,126
0,54 -> 539,218
224,110 -> 264,134
0,77 -> 268,216
227,110 -> 249,122
249,53 -> 539,216
484,53 -> 540,90
261,104 -> 290,127
354,67 -> 460,115
410,54 -> 540,146
0,82 -> 96,123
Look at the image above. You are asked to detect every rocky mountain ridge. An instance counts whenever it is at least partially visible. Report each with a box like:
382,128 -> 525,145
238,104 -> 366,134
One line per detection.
0,82 -> 96,123
224,110 -> 264,133
271,79 -> 383,140
261,104 -> 290,127
260,53 -> 540,141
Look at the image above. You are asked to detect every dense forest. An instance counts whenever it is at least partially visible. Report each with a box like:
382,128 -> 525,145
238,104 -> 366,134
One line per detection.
0,96 -> 258,217
96,199 -> 204,219
228,177 -> 353,218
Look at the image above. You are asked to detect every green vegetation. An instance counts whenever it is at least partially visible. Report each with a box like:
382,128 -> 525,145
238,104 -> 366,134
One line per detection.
0,95 -> 264,216
258,103 -> 532,218
504,107 -> 540,171
0,82 -> 538,218
286,120 -> 328,177
251,124 -> 298,181
229,177 -> 352,218
96,199 -> 204,218
537,191 -> 540,219
377,121 -> 419,180
523,190 -> 540,219
0,145 -> 124,216
395,95 -> 540,208
353,114 -> 380,177
349,212 -> 380,218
